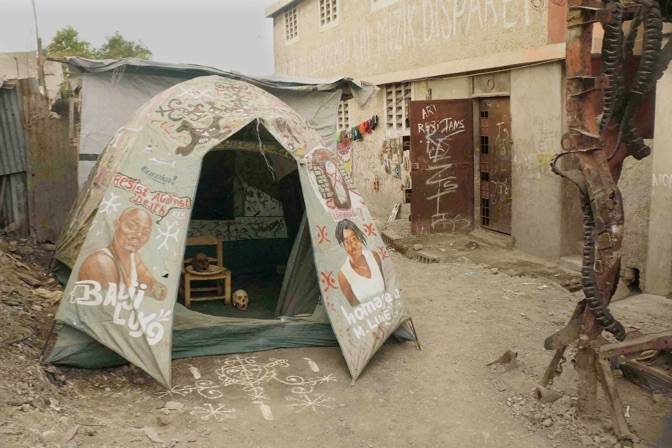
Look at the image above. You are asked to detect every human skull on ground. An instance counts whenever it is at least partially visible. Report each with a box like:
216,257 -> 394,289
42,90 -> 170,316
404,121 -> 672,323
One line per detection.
191,252 -> 210,272
232,289 -> 249,310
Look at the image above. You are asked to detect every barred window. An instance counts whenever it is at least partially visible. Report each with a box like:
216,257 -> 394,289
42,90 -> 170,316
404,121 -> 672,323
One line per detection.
284,7 -> 298,41
385,82 -> 411,130
319,0 -> 338,27
337,100 -> 350,131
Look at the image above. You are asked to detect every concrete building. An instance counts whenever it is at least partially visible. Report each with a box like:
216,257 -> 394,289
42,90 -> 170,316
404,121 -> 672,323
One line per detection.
265,0 -> 672,296
0,51 -> 64,100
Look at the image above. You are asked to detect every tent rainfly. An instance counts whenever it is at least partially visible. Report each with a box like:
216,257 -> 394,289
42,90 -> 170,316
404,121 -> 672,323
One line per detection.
55,56 -> 377,188
47,75 -> 416,386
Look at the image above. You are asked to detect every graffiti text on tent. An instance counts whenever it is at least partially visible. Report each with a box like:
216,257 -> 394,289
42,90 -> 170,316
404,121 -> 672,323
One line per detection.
113,173 -> 192,218
340,288 -> 400,339
69,280 -> 172,346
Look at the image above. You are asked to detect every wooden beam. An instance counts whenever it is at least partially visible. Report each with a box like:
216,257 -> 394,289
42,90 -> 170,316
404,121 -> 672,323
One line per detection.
599,331 -> 672,358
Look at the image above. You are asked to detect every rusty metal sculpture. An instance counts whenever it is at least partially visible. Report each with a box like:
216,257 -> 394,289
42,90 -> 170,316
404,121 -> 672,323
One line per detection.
541,0 -> 672,445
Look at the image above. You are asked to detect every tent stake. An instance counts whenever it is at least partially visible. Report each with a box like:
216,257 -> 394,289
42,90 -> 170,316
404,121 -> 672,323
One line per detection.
39,319 -> 56,364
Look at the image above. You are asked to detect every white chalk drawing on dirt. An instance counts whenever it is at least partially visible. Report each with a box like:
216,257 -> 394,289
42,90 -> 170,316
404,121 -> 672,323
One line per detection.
286,393 -> 335,414
304,357 -> 320,373
190,402 -> 236,422
188,365 -> 202,380
157,355 -> 337,420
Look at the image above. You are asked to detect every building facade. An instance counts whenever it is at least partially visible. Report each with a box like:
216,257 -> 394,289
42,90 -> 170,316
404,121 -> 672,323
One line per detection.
266,0 -> 672,297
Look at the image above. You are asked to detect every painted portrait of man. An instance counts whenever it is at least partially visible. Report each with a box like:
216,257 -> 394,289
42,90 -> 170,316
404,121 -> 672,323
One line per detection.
78,207 -> 167,300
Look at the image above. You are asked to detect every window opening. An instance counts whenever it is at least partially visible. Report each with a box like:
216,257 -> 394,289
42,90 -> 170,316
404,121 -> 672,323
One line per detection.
480,135 -> 489,154
337,100 -> 350,131
385,82 -> 411,131
319,0 -> 338,26
284,7 -> 298,41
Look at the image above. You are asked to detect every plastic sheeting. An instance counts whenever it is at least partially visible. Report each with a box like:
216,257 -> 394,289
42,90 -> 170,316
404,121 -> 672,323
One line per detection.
66,57 -> 376,187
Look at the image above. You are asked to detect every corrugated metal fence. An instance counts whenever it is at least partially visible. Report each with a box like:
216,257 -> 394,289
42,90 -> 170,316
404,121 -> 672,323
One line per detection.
0,84 -> 29,233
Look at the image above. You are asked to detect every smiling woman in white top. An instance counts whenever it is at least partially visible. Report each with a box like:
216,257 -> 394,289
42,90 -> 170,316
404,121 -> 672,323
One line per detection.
335,219 -> 385,307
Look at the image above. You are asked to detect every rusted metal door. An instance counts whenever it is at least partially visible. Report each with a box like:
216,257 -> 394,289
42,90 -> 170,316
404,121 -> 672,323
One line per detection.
478,97 -> 512,234
410,100 -> 473,235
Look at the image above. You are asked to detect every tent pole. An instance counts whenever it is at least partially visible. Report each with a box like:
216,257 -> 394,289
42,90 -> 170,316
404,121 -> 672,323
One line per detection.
407,318 -> 422,351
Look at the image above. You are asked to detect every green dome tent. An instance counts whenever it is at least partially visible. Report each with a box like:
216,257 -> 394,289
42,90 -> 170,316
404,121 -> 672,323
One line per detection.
47,76 -> 415,387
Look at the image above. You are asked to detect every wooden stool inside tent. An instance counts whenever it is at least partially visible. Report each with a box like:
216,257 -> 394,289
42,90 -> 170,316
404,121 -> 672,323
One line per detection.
182,235 -> 232,308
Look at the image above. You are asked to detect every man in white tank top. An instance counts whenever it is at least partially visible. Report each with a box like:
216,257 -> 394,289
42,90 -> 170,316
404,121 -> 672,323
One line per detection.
335,219 -> 385,307
78,208 -> 166,300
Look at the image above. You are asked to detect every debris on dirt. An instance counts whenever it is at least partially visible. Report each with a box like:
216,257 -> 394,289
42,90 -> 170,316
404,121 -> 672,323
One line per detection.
65,425 -> 80,442
43,365 -> 68,387
0,239 -> 73,446
40,430 -> 60,445
33,287 -> 63,304
465,240 -> 480,250
487,350 -> 518,366
505,393 -> 609,445
535,386 -> 563,404
161,401 -> 185,413
16,270 -> 42,287
559,278 -> 583,292
157,414 -> 174,427
142,426 -> 163,443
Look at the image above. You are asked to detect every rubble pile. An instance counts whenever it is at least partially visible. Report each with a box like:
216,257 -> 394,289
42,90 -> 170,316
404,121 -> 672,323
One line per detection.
0,239 -> 67,420
505,394 -> 625,447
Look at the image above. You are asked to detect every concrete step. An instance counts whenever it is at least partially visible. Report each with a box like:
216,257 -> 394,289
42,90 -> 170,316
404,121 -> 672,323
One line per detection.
469,227 -> 514,250
415,250 -> 441,264
558,255 -> 582,273
381,229 -> 408,255
611,293 -> 672,321
398,202 -> 411,220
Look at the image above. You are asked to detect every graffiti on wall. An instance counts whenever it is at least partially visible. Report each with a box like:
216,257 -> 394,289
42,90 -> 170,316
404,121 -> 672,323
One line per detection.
337,133 -> 354,175
402,149 -> 412,189
241,182 -> 283,217
490,122 -> 512,214
189,218 -> 288,241
418,104 -> 471,231
277,0 -> 542,77
380,138 -> 403,179
652,173 -> 672,189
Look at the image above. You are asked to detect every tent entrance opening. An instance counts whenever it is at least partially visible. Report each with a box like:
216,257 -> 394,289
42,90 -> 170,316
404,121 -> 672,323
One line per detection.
182,132 -> 314,320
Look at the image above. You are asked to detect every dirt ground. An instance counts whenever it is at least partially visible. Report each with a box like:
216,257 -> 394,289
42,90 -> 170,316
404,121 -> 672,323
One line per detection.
1,233 -> 671,448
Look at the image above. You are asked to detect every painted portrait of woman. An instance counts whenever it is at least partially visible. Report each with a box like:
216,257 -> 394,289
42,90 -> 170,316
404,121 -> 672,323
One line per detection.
335,219 -> 385,307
